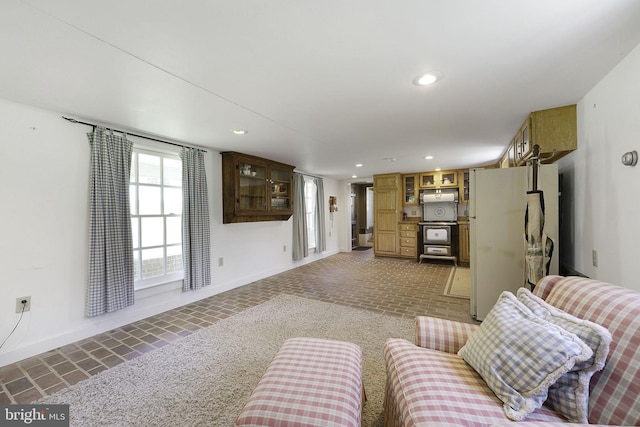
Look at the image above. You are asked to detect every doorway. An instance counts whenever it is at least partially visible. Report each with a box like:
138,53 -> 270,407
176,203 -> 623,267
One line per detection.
350,183 -> 374,249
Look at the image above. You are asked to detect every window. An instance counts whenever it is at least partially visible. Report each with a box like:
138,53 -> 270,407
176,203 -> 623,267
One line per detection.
130,148 -> 183,290
304,177 -> 317,250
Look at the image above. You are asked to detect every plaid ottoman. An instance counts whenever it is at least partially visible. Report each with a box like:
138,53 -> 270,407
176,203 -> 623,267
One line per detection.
235,337 -> 363,427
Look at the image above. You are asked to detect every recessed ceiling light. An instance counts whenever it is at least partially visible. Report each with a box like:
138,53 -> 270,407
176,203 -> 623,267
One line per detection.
424,155 -> 434,160
232,129 -> 248,135
355,163 -> 363,168
435,168 -> 442,171
352,175 -> 358,179
414,71 -> 443,86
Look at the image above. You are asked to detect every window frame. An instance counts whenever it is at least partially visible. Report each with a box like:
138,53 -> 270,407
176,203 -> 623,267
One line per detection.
130,146 -> 183,290
304,177 -> 317,250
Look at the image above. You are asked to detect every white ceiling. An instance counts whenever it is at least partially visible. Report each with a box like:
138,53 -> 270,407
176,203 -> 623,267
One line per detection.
2,1 -> 640,180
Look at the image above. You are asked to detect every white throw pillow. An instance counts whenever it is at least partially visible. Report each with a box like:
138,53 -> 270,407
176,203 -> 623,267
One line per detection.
517,287 -> 612,423
458,291 -> 593,421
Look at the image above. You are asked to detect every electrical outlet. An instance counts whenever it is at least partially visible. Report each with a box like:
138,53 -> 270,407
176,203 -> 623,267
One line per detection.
218,257 -> 224,267
592,250 -> 598,267
16,296 -> 31,313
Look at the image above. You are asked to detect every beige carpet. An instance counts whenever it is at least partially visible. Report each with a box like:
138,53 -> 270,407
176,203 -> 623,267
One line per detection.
443,267 -> 471,299
37,295 -> 414,427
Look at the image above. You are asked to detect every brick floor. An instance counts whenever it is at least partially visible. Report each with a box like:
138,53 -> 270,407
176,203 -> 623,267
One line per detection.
0,250 -> 474,404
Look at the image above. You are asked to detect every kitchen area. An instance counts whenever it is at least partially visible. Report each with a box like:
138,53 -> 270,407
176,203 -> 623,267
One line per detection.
374,169 -> 470,264
374,164 -> 554,322
372,104 -> 577,321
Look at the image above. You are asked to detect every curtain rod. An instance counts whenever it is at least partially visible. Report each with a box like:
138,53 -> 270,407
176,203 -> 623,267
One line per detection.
294,170 -> 324,180
62,116 -> 207,152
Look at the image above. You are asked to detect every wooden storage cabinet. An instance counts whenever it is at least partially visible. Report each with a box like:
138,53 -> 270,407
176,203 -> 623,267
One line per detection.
458,221 -> 470,265
419,170 -> 458,188
398,222 -> 418,258
270,167 -> 292,212
222,151 -> 295,224
514,104 -> 577,165
520,117 -> 531,162
373,173 -> 402,256
459,170 -> 470,203
402,174 -> 418,205
507,142 -> 516,168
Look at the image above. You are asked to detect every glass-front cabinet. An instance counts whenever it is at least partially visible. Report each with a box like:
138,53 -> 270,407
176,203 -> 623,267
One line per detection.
222,152 -> 295,223
459,170 -> 470,203
513,117 -> 532,165
419,170 -> 458,188
402,174 -> 418,205
238,161 -> 267,211
270,167 -> 292,211
507,140 -> 516,167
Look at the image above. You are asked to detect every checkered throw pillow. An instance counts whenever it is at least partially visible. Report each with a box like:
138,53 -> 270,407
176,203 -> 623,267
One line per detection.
458,291 -> 593,421
517,287 -> 612,423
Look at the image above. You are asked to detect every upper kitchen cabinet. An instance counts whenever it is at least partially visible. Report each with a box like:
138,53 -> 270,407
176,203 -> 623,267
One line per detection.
221,151 -> 294,224
419,170 -> 458,188
499,146 -> 512,168
514,104 -> 577,165
459,170 -> 470,203
402,174 -> 418,206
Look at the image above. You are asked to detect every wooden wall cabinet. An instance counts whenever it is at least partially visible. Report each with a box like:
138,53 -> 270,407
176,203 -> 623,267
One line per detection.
458,170 -> 470,203
419,170 -> 458,188
402,174 -> 418,206
515,104 -> 577,165
222,151 -> 295,224
373,173 -> 402,256
499,149 -> 511,168
497,104 -> 576,168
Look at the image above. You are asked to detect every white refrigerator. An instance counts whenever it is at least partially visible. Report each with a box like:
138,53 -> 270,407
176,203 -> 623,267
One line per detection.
469,164 -> 559,321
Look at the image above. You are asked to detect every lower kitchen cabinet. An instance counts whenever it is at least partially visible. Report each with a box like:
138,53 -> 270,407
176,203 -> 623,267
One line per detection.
399,222 -> 418,258
458,221 -> 470,265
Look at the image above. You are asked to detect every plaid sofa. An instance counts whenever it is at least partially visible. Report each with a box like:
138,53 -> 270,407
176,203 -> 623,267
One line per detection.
384,275 -> 640,426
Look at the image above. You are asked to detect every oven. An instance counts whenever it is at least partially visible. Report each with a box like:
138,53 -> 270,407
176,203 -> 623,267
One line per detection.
419,189 -> 459,264
422,223 -> 454,256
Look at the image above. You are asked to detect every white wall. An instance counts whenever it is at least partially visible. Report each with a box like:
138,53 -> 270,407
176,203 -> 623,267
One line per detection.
558,41 -> 640,289
0,98 -> 342,366
4,40 -> 639,366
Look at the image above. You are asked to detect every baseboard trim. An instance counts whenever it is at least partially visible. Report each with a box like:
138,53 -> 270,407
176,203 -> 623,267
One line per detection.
0,248 -> 340,368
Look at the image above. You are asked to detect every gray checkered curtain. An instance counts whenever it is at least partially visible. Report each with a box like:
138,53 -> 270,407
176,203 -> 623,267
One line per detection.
292,173 -> 308,260
180,147 -> 211,291
86,127 -> 134,317
313,177 -> 326,253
